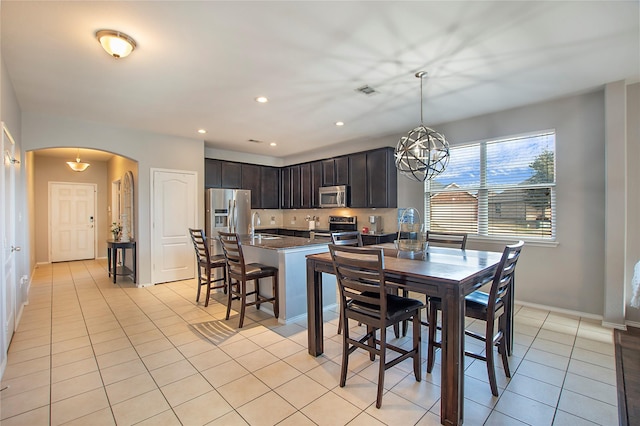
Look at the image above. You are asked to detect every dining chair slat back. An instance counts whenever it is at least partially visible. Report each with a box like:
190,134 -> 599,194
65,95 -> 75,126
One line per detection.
188,228 -> 227,307
329,244 -> 424,408
427,240 -> 524,396
218,231 -> 279,328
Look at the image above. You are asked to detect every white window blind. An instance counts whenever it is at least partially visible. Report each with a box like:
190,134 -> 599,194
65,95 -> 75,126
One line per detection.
424,132 -> 556,239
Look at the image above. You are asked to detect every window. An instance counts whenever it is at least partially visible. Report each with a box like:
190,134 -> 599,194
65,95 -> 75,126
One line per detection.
424,131 -> 556,239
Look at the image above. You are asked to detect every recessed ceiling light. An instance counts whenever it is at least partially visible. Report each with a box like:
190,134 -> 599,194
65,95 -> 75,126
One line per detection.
197,129 -> 207,134
255,96 -> 269,103
270,142 -> 277,147
335,121 -> 345,126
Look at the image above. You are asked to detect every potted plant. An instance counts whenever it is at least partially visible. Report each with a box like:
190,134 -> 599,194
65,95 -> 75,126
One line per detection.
111,222 -> 122,241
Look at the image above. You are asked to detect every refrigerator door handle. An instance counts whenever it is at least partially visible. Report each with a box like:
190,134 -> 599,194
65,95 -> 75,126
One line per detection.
228,199 -> 234,233
232,199 -> 237,232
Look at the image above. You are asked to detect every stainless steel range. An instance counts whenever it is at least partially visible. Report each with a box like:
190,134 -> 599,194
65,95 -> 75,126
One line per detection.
311,215 -> 357,240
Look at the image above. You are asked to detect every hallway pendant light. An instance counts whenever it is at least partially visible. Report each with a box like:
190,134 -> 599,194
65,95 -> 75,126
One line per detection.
394,71 -> 450,182
67,149 -> 90,172
96,30 -> 136,59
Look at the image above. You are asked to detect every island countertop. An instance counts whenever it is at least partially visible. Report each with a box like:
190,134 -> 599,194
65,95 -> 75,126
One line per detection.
239,234 -> 329,251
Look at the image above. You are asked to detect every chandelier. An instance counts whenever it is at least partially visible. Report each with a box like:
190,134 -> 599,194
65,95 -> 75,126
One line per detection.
394,71 -> 450,182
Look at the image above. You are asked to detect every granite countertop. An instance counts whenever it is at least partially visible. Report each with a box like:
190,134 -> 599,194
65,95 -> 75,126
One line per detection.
240,234 -> 328,250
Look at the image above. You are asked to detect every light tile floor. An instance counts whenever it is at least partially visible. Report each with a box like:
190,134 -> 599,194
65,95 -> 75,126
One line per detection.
0,259 -> 619,425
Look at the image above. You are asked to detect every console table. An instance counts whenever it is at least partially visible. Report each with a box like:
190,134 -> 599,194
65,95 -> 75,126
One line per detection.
107,240 -> 136,284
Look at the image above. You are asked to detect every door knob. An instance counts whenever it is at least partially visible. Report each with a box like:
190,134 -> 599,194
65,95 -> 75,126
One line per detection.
11,246 -> 21,252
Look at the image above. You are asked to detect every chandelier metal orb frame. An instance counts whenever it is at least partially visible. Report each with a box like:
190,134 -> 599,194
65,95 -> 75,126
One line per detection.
394,71 -> 450,182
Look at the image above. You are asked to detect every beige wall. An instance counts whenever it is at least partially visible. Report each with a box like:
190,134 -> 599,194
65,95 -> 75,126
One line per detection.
33,154 -> 109,261
23,112 -> 205,286
107,156 -> 139,240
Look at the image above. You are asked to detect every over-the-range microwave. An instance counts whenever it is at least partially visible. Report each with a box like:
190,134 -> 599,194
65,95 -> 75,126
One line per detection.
319,185 -> 348,208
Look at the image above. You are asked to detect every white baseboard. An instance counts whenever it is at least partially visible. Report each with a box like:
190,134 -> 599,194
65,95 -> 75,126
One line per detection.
624,320 -> 640,329
515,299 -> 603,321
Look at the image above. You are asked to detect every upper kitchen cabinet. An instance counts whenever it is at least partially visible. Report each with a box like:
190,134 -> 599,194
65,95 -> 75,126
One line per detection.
242,164 -> 280,209
321,156 -> 349,186
260,166 -> 280,209
241,164 -> 261,207
300,163 -> 311,208
348,147 -> 397,208
311,161 -> 323,207
280,166 -> 292,209
221,161 -> 242,189
205,159 -> 222,188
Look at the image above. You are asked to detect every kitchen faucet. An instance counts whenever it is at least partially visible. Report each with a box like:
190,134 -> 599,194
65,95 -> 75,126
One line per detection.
250,211 -> 261,238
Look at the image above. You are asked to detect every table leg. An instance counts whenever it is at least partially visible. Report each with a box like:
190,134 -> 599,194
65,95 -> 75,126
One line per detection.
306,259 -> 323,356
107,247 -> 112,277
440,286 -> 465,426
112,247 -> 118,284
133,243 -> 137,283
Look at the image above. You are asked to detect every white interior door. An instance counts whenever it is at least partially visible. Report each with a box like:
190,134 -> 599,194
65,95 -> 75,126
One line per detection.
1,123 -> 17,368
151,169 -> 197,284
49,182 -> 96,262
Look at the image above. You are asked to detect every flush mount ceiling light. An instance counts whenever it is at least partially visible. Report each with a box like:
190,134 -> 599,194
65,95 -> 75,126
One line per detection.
197,129 -> 207,134
394,71 -> 450,182
95,29 -> 137,59
67,149 -> 90,172
255,96 -> 269,103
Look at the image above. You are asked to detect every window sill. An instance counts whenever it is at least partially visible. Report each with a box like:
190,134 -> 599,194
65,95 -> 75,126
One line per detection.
467,235 -> 559,248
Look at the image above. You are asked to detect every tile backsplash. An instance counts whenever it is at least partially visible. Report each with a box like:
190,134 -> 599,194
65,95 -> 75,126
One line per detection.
252,207 -> 399,233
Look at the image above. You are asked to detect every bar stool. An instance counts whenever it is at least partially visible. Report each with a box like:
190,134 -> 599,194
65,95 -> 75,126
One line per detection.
189,228 -> 227,307
218,231 -> 279,328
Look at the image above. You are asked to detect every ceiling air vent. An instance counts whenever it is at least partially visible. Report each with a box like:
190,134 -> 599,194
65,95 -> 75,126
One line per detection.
247,139 -> 264,144
355,85 -> 378,95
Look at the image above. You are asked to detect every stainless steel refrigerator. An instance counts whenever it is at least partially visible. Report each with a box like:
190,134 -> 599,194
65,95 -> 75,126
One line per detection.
205,188 -> 252,254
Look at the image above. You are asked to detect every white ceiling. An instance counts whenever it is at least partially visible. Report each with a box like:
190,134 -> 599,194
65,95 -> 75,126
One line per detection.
2,1 -> 639,160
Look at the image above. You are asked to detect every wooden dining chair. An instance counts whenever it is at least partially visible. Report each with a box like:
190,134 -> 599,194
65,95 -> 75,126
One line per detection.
426,240 -> 524,396
401,231 -> 468,334
426,231 -> 468,249
331,231 -> 363,334
188,228 -> 227,307
331,231 -> 363,247
329,244 -> 424,408
218,231 -> 279,328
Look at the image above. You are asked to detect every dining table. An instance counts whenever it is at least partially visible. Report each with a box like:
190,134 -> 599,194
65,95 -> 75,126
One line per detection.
306,244 -> 505,426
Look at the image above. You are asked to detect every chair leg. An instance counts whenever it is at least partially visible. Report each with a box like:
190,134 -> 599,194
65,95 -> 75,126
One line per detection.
204,266 -> 212,308
238,280 -> 247,328
255,278 -> 261,310
196,266 -> 202,303
376,326 -> 386,409
485,320 -> 498,396
412,313 -> 422,381
339,321 -> 349,387
225,279 -> 234,320
222,267 -> 228,294
499,316 -> 511,378
426,303 -> 437,373
272,274 -> 279,318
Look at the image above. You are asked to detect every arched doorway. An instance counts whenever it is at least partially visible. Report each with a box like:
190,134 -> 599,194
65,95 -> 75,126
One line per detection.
30,148 -> 138,263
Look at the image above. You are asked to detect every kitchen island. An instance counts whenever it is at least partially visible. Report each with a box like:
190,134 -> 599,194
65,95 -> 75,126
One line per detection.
238,234 -> 336,323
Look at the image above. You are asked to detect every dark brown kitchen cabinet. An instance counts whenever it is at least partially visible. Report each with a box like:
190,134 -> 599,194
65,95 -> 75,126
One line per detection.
280,167 -> 292,209
311,161 -> 323,207
260,166 -> 280,209
349,153 -> 367,208
321,157 -> 349,186
290,165 -> 302,208
205,159 -> 222,188
221,161 -> 242,189
300,163 -> 311,208
367,147 -> 397,208
335,156 -> 349,185
322,159 -> 335,186
348,147 -> 397,208
241,164 -> 261,207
